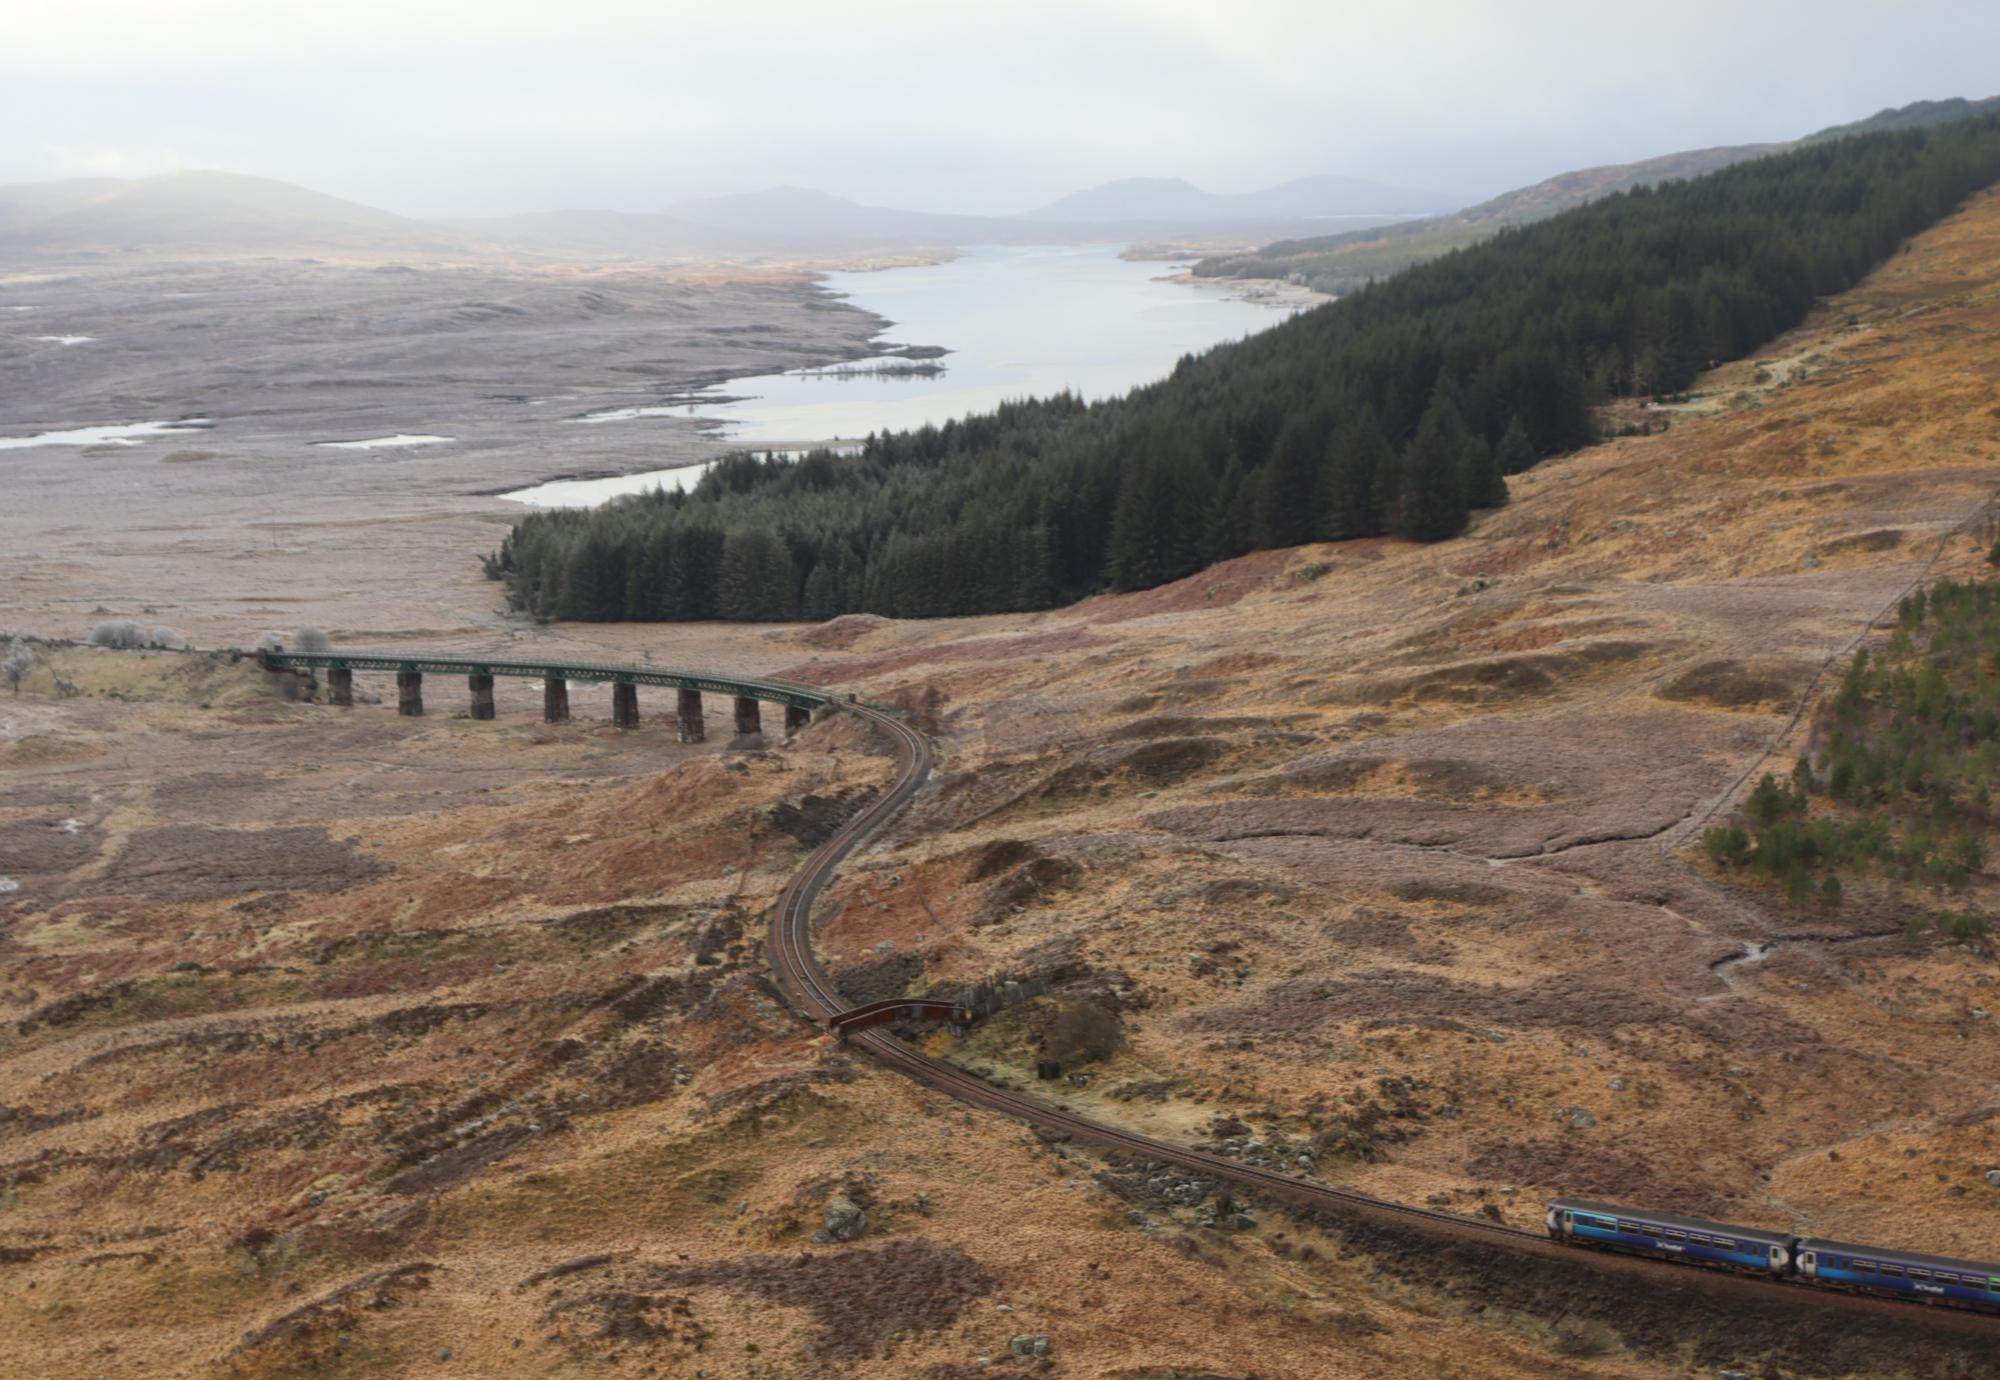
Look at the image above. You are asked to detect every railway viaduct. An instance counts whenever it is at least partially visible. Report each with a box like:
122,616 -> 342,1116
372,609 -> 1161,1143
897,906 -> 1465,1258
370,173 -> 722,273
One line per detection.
256,648 -> 827,742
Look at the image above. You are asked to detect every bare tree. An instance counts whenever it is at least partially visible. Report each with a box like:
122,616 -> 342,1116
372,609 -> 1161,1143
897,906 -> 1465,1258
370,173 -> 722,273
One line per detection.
149,626 -> 189,650
2,639 -> 31,696
293,626 -> 333,654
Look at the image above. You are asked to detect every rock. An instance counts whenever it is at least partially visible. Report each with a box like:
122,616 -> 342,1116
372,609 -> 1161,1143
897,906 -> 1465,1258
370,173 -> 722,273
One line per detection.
822,1194 -> 867,1242
1609,1078 -> 1628,1092
1562,1106 -> 1596,1130
1009,1335 -> 1051,1358
1229,1213 -> 1256,1230
1985,1169 -> 2000,1187
436,1348 -> 453,1362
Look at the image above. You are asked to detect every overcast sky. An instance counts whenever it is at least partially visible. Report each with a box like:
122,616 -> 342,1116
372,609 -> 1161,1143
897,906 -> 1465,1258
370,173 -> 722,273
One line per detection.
4,1 -> 1995,218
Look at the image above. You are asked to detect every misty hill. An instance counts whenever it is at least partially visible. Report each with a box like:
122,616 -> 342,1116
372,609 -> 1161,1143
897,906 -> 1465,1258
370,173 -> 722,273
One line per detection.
1197,95 -> 2000,293
1805,96 -> 2000,143
0,170 -> 458,255
1024,174 -> 1456,222
1193,143 -> 1778,292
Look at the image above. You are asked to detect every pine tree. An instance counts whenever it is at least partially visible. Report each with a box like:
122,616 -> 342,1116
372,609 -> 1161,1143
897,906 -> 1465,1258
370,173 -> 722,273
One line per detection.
1462,435 -> 1508,509
1396,387 -> 1470,541
1494,416 -> 1536,475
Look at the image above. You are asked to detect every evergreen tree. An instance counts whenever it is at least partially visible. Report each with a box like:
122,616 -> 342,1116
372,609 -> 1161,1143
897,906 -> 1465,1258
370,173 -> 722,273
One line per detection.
1397,387 -> 1470,540
1462,435 -> 1508,509
1494,416 -> 1536,475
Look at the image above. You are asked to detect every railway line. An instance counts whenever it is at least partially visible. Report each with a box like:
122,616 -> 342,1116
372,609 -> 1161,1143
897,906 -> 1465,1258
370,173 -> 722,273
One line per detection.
767,697 -> 2000,1338
248,646 -> 2000,1337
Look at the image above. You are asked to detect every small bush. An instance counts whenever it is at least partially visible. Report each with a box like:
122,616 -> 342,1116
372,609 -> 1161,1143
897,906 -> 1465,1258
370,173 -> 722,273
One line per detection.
89,619 -> 146,649
293,626 -> 333,654
1045,997 -> 1122,1065
150,626 -> 189,650
2,638 -> 30,695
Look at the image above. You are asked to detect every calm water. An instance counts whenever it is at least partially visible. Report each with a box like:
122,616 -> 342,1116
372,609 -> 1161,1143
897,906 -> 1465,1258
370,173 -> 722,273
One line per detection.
508,243 -> 1300,507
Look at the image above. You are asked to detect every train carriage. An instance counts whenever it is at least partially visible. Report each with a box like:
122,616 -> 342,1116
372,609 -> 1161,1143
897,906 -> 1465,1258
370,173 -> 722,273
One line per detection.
1548,1198 -> 1792,1276
1797,1238 -> 2000,1313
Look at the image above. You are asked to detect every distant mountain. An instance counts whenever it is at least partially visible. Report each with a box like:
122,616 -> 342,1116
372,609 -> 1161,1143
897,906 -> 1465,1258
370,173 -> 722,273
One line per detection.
444,208 -> 772,259
1023,174 -> 1457,223
662,185 -> 1045,245
0,170 -> 456,255
1196,95 -> 2000,293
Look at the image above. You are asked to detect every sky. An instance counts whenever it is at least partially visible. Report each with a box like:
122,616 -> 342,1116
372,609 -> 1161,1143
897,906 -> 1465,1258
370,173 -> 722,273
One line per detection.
3,0 -> 1996,218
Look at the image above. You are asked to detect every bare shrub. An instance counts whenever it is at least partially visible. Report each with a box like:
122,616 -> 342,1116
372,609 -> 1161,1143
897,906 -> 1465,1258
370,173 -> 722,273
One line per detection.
1551,1317 -> 1620,1357
150,626 -> 189,651
2,639 -> 30,695
89,620 -> 146,649
253,632 -> 285,655
888,682 -> 949,734
293,626 -> 333,654
1045,997 -> 1122,1065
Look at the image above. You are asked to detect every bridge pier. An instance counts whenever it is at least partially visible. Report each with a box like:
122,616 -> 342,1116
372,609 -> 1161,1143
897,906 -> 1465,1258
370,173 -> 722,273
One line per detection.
785,704 -> 812,736
397,670 -> 424,717
612,681 -> 640,729
733,695 -> 763,746
677,688 -> 705,743
468,673 -> 495,720
543,675 -> 570,724
328,666 -> 353,708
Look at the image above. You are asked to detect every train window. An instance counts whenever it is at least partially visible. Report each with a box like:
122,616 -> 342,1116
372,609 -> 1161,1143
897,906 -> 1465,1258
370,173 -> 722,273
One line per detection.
1853,1262 -> 1873,1274
1880,1266 -> 1904,1278
1933,1272 -> 1956,1284
1989,1278 -> 2000,1293
1910,1269 -> 1931,1281
1690,1233 -> 1710,1244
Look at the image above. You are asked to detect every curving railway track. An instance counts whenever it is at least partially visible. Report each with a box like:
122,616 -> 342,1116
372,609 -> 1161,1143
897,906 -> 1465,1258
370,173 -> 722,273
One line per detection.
767,698 -> 2000,1337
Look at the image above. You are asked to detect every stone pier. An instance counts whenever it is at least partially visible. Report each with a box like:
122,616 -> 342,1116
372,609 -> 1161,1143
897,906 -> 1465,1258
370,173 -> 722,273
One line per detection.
328,666 -> 353,708
397,670 -> 424,717
468,673 -> 495,720
543,675 -> 570,724
612,681 -> 641,729
733,695 -> 763,745
785,704 -> 812,736
677,687 -> 706,743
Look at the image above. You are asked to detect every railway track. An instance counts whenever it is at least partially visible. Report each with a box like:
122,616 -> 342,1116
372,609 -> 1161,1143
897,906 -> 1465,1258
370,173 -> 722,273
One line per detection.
767,699 -> 2000,1336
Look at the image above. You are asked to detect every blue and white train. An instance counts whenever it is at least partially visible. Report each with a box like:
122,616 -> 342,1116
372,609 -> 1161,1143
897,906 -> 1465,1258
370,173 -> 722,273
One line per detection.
1548,1198 -> 2000,1315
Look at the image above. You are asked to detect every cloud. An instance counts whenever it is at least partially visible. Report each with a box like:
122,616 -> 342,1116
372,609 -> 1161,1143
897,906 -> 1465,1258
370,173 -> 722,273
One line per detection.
1,1 -> 1995,216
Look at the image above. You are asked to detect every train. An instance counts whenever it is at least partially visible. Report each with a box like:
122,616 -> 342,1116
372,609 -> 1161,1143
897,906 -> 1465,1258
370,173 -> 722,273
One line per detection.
1548,1198 -> 2000,1314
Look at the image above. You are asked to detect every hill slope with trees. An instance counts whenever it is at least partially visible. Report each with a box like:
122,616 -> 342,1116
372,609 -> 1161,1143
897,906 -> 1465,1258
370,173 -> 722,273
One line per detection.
487,117 -> 2000,624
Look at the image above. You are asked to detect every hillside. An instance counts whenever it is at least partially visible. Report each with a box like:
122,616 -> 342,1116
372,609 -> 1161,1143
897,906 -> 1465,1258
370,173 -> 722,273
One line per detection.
1023,173 -> 1456,222
0,170 -> 457,256
5,181 -> 2000,1379
1197,95 -> 2000,293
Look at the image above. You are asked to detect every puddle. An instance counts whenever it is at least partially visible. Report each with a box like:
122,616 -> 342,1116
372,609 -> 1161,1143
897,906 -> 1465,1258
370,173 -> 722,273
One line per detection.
0,418 -> 213,451
28,335 -> 94,345
567,403 -> 706,425
311,434 -> 455,450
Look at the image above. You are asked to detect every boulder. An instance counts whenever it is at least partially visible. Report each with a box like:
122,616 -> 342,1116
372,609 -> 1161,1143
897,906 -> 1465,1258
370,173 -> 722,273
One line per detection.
822,1194 -> 867,1242
1009,1335 -> 1051,1358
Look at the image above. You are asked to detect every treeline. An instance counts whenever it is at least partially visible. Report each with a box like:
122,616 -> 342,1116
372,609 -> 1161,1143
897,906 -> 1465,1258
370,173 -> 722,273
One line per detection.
488,117 -> 2000,623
